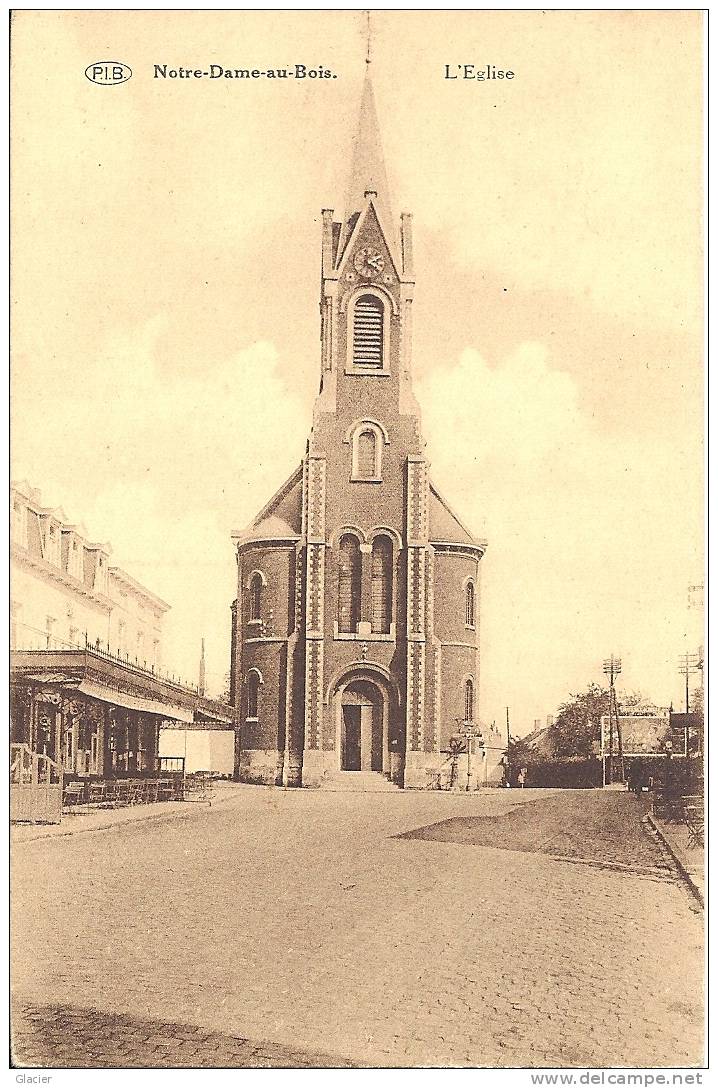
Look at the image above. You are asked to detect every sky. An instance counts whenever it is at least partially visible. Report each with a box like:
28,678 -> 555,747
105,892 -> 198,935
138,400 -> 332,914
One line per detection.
11,11 -> 704,731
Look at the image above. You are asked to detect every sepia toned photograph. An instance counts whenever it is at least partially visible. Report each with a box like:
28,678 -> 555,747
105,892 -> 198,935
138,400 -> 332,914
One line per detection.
9,8 -> 705,1074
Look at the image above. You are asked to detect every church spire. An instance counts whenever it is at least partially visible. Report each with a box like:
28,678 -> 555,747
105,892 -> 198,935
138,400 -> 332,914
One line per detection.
343,70 -> 394,231
336,27 -> 396,262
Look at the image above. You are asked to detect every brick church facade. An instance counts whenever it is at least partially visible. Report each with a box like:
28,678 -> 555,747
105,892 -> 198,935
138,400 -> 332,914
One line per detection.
230,72 -> 487,788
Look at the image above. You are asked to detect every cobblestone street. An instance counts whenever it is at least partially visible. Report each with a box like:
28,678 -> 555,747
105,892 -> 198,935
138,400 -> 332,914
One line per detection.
11,787 -> 704,1068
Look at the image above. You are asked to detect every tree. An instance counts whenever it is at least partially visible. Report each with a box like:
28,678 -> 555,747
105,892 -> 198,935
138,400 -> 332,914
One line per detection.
508,733 -> 545,767
549,683 -> 609,758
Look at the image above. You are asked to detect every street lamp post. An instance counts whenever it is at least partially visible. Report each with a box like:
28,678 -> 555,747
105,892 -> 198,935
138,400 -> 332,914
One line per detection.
664,738 -> 674,802
466,735 -> 472,792
456,718 -> 484,792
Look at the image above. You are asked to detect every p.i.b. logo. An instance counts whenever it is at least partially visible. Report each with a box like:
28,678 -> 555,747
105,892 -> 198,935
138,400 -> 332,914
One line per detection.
85,62 -> 132,86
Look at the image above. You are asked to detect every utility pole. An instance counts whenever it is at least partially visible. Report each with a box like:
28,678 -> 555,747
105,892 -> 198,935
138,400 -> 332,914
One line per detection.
198,637 -> 206,697
678,652 -> 701,715
602,656 -> 623,784
505,707 -> 511,785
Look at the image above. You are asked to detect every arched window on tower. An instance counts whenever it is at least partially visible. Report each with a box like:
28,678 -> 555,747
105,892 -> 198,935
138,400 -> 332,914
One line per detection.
245,670 -> 261,719
352,294 -> 384,369
357,429 -> 377,478
249,573 -> 263,621
465,580 -> 475,628
337,535 -> 361,633
349,420 -> 385,481
371,536 -> 392,634
464,678 -> 475,724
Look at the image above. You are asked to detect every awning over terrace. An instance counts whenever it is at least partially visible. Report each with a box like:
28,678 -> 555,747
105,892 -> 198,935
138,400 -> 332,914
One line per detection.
76,678 -> 194,723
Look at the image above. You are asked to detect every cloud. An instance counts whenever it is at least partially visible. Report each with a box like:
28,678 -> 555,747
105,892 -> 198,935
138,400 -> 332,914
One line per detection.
417,343 -> 703,729
13,319 -> 308,692
13,318 -> 702,716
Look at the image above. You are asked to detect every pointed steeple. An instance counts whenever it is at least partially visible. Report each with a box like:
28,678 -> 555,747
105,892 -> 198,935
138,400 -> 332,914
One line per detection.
336,65 -> 396,263
345,71 -> 393,225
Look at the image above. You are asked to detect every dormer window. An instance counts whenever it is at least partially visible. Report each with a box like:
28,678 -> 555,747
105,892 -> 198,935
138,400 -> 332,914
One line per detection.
11,500 -> 26,546
42,521 -> 61,566
67,535 -> 82,579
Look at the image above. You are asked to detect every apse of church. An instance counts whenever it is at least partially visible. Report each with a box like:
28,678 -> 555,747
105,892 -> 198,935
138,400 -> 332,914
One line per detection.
231,72 -> 487,789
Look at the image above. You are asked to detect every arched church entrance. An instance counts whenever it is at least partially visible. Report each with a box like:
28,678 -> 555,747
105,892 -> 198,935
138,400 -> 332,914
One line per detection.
339,679 -> 385,772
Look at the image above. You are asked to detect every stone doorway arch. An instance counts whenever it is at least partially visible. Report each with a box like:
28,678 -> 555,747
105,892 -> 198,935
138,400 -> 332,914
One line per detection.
339,679 -> 385,772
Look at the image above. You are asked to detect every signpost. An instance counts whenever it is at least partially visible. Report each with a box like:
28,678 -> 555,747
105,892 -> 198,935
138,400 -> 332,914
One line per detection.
456,719 -> 485,791
600,710 -> 680,758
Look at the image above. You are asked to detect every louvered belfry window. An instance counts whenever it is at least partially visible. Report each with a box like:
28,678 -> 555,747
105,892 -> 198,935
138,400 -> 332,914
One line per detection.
371,536 -> 392,634
353,294 -> 384,369
337,536 -> 361,633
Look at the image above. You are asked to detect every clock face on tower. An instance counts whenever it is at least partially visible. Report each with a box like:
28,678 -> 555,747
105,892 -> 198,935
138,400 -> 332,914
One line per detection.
353,246 -> 385,279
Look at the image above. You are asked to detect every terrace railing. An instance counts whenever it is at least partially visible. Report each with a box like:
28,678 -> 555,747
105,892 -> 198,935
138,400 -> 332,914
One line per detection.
11,621 -> 199,694
10,742 -> 63,824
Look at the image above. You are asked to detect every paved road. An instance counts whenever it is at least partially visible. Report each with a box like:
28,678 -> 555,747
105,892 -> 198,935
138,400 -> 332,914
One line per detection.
11,788 -> 704,1068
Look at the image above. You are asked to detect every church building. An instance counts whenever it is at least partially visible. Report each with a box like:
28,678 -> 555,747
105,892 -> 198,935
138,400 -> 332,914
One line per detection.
231,71 -> 487,788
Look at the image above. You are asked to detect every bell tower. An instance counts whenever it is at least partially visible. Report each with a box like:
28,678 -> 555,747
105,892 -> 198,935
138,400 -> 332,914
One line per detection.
300,65 -> 435,788
312,69 -> 421,432
233,58 -> 487,791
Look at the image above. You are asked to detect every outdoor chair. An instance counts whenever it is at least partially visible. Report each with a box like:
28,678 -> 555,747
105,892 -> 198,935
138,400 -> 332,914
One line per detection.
62,781 -> 86,810
126,780 -> 143,804
684,806 -> 704,849
88,782 -> 106,807
144,779 -> 159,803
157,778 -> 173,802
680,796 -> 704,849
113,780 -> 129,806
102,781 -> 118,807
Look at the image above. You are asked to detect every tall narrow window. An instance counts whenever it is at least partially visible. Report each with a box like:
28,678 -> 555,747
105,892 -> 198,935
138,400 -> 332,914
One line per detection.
371,536 -> 392,634
337,535 -> 361,633
249,573 -> 263,621
246,671 -> 260,719
465,679 -> 475,724
357,430 -> 377,478
350,420 -> 385,481
353,294 -> 384,369
465,581 -> 475,627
